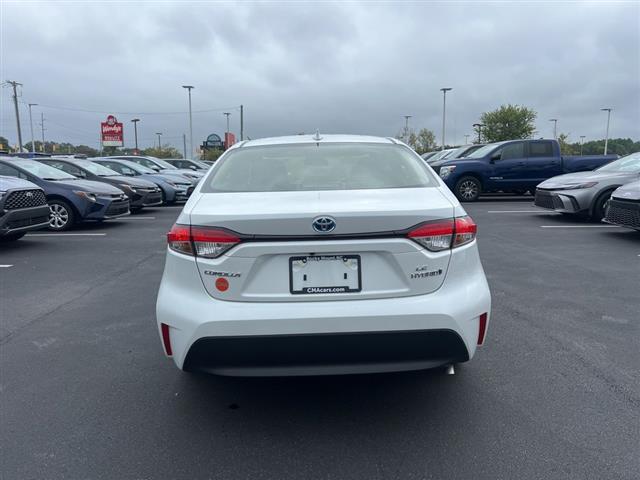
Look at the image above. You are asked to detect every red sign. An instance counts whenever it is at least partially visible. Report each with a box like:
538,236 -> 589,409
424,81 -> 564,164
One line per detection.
224,132 -> 236,150
101,115 -> 124,147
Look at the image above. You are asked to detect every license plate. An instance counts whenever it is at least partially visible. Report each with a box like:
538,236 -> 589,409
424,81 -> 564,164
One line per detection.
289,255 -> 361,294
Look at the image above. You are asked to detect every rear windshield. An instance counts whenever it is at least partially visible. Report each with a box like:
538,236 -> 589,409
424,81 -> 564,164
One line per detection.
202,143 -> 437,193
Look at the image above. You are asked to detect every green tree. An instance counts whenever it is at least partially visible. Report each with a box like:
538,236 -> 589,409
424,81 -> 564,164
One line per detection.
203,149 -> 223,162
142,145 -> 182,159
557,133 -> 578,155
0,136 -> 10,151
395,127 -> 437,154
479,104 -> 537,142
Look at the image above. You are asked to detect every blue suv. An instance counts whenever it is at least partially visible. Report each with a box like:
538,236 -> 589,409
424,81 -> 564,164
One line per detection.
0,157 -> 130,231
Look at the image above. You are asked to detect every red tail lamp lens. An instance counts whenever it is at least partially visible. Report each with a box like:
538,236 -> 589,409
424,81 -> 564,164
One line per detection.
161,323 -> 173,356
215,277 -> 229,292
454,216 -> 477,247
167,224 -> 241,258
407,219 -> 455,251
477,313 -> 488,345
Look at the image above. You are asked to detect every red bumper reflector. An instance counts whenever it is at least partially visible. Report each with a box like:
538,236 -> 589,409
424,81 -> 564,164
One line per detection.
477,313 -> 488,345
161,323 -> 173,356
215,277 -> 229,292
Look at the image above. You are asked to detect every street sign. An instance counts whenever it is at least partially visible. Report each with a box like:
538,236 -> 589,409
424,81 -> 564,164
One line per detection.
101,115 -> 124,147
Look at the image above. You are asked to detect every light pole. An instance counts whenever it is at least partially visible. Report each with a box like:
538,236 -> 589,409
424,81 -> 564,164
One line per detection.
223,112 -> 231,134
473,123 -> 484,143
131,118 -> 140,153
580,135 -> 586,156
182,85 -> 194,158
549,118 -> 558,139
403,115 -> 412,142
28,103 -> 37,153
40,112 -> 46,153
155,132 -> 162,149
440,87 -> 452,150
601,108 -> 612,154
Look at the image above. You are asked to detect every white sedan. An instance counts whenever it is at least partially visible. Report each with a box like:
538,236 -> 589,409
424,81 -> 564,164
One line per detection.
156,134 -> 491,376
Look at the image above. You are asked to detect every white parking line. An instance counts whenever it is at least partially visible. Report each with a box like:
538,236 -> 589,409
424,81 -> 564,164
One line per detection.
539,225 -> 619,229
117,216 -> 156,220
27,233 -> 107,236
488,210 -> 551,213
0,265 -> 13,268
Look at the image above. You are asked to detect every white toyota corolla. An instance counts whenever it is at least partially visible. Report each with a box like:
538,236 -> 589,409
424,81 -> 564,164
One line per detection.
156,134 -> 491,376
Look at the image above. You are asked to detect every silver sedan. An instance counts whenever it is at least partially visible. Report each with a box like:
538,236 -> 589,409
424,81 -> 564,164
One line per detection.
534,152 -> 640,220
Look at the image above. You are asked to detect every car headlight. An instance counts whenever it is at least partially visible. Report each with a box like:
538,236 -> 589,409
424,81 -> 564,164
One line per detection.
439,166 -> 456,179
553,182 -> 598,190
73,190 -> 97,202
117,184 -> 135,193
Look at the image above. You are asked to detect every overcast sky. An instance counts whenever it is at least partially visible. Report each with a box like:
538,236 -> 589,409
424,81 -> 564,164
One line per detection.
1,1 -> 639,153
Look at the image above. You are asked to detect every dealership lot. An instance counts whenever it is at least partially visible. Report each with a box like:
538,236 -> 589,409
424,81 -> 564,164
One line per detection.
1,199 -> 638,480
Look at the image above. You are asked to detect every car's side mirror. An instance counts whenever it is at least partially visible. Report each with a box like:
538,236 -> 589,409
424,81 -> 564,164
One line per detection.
490,152 -> 501,163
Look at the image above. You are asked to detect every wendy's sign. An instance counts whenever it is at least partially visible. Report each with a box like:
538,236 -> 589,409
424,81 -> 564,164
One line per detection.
101,115 -> 124,147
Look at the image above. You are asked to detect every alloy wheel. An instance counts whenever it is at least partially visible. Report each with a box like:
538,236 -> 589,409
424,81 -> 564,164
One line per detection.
459,180 -> 479,200
49,203 -> 69,230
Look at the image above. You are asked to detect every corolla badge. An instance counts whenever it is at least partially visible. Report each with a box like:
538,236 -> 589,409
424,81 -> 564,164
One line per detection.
312,216 -> 336,233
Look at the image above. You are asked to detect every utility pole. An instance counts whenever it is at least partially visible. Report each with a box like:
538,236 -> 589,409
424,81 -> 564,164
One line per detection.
182,86 -> 194,157
6,81 -> 24,152
131,118 -> 140,153
40,112 -> 46,153
440,88 -> 452,150
223,112 -> 231,134
601,108 -> 612,155
183,134 -> 187,159
402,115 -> 412,143
549,118 -> 558,139
28,103 -> 37,153
155,132 -> 163,149
579,135 -> 586,156
240,105 -> 244,141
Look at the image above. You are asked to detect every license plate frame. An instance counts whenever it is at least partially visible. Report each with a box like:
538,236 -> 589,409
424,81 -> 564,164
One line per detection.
289,254 -> 362,295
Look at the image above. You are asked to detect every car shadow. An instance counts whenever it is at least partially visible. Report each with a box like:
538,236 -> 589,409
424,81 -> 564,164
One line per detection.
173,367 -> 463,429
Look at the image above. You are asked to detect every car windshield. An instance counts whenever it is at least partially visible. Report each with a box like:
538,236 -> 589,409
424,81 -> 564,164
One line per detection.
596,152 -> 640,172
11,159 -> 76,180
75,160 -> 120,176
459,145 -> 484,157
152,158 -> 177,169
116,160 -> 156,174
203,143 -> 436,193
464,142 -> 506,159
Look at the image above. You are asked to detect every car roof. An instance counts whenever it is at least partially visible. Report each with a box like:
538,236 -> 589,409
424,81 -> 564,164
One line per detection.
238,134 -> 397,148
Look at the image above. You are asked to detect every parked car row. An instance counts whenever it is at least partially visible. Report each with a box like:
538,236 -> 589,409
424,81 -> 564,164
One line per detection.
534,152 -> 640,228
0,155 -> 211,240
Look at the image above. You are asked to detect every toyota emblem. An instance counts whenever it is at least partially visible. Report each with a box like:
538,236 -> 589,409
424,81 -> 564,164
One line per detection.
312,216 -> 336,233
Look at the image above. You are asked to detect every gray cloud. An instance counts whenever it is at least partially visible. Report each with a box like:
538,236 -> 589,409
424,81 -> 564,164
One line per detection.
1,1 -> 638,152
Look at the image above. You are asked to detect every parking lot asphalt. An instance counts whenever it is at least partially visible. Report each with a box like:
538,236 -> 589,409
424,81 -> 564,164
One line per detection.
1,198 -> 638,480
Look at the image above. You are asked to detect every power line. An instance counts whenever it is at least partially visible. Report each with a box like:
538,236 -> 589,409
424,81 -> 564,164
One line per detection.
17,100 -> 241,116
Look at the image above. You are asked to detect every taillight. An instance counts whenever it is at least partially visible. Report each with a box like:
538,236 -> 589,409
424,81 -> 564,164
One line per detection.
167,224 -> 241,258
407,219 -> 455,251
407,216 -> 477,251
453,216 -> 477,248
161,323 -> 173,356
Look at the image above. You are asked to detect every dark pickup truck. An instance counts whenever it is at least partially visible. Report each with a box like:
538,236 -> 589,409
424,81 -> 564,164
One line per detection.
435,139 -> 618,201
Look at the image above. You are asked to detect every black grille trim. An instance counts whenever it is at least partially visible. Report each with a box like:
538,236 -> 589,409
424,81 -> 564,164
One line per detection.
4,189 -> 47,210
605,199 -> 640,229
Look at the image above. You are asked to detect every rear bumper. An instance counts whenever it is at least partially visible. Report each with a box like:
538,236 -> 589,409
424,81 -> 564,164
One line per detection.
156,242 -> 491,375
185,330 -> 469,376
0,205 -> 50,235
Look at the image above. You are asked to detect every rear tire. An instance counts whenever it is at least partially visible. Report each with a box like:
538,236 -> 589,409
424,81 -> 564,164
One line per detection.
48,200 -> 75,231
0,232 -> 26,242
454,176 -> 482,202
